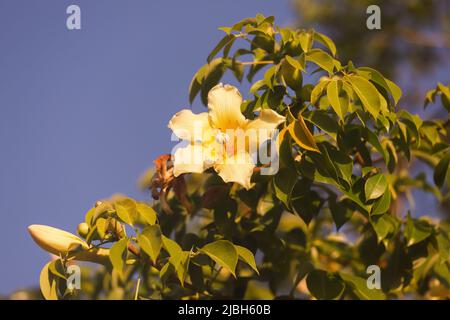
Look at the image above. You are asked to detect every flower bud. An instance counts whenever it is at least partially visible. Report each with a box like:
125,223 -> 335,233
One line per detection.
77,222 -> 90,238
28,224 -> 89,256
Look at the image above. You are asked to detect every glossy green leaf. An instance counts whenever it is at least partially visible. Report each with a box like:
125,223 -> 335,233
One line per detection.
115,198 -> 138,226
174,251 -> 191,286
136,202 -> 157,225
314,32 -> 337,56
40,262 -> 58,300
207,34 -> 235,63
235,245 -> 259,274
310,79 -> 329,105
109,237 -> 129,277
433,152 -> 450,187
371,189 -> 391,216
370,214 -> 399,243
288,116 -> 320,152
273,167 -> 297,209
298,30 -> 313,52
188,63 -> 207,104
162,235 -> 183,262
200,58 -> 226,105
306,270 -> 345,300
357,67 -> 402,104
327,80 -> 347,121
405,213 -> 433,247
200,240 -> 238,277
291,180 -> 322,225
365,173 -> 387,201
306,49 -> 336,74
329,200 -> 353,230
305,110 -> 339,139
340,272 -> 386,300
346,75 -> 381,119
138,225 -> 162,263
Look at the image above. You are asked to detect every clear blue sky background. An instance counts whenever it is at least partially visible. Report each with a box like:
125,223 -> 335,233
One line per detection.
0,0 -> 296,294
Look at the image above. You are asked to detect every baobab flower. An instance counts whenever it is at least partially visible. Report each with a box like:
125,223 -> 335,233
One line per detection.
168,84 -> 285,189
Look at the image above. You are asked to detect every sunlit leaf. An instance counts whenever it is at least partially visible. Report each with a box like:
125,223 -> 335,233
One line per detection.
235,245 -> 259,274
138,225 -> 162,264
365,173 -> 387,201
200,240 -> 238,277
288,115 -> 320,152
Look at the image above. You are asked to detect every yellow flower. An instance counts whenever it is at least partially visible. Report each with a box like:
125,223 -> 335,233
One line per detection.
168,84 -> 285,189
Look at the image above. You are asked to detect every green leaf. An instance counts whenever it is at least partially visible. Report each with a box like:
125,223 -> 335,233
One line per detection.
346,75 -> 381,119
136,202 -> 157,225
207,34 -> 235,63
273,167 -> 297,209
357,67 -> 402,104
115,198 -> 138,226
280,56 -> 304,91
162,235 -> 183,261
291,179 -> 322,225
304,110 -> 339,139
109,237 -> 129,277
40,262 -> 58,300
364,128 -> 388,162
200,240 -> 238,277
364,173 -> 387,201
329,200 -> 353,230
263,65 -> 277,90
371,189 -> 391,216
48,259 -> 66,280
339,273 -> 386,300
285,55 -> 304,70
314,32 -> 337,56
200,58 -> 226,106
310,79 -> 329,105
229,61 -> 244,82
288,116 -> 320,152
405,213 -> 433,247
327,80 -> 347,121
325,144 -> 353,185
235,245 -> 259,274
306,270 -> 345,300
138,225 -> 162,264
174,251 -> 191,286
436,231 -> 450,263
84,207 -> 96,225
298,30 -> 313,52
434,152 -> 450,187
370,214 -> 399,243
306,49 -> 336,74
188,63 -> 207,104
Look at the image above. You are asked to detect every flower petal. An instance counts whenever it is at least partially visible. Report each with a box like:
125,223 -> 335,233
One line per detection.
245,109 -> 285,152
168,109 -> 211,141
173,144 -> 209,177
208,84 -> 246,130
214,152 -> 255,189
245,109 -> 286,133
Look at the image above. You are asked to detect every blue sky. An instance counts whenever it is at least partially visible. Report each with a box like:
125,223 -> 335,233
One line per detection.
0,0 -> 296,294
